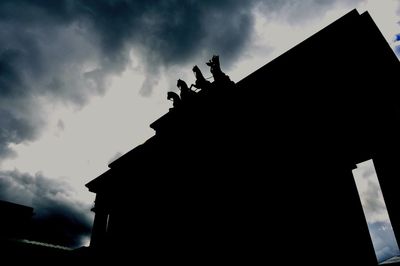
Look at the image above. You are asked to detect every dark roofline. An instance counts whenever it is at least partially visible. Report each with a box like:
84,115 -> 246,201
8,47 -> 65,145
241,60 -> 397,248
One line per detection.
107,135 -> 158,169
85,9 -> 362,194
150,9 -> 361,134
236,9 -> 361,87
0,200 -> 34,213
85,169 -> 113,192
85,9 -> 396,195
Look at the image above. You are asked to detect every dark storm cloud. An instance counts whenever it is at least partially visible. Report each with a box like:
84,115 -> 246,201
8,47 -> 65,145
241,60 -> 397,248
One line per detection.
0,170 -> 93,248
0,0 -> 258,159
0,108 -> 40,158
70,0 -> 257,94
0,0 -> 365,159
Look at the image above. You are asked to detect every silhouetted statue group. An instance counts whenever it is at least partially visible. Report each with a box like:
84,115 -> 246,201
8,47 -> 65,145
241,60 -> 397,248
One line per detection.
168,55 -> 235,108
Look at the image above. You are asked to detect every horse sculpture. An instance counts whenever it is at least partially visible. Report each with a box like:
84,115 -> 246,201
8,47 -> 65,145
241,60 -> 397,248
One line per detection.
192,65 -> 211,91
177,79 -> 196,101
206,55 -> 234,87
167,91 -> 181,108
167,56 -> 234,109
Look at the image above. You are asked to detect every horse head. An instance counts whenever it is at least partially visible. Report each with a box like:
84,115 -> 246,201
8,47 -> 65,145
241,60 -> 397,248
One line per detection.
177,79 -> 189,91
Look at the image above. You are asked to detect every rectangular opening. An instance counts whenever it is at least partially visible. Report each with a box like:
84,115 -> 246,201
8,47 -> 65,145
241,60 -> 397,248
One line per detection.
352,159 -> 400,264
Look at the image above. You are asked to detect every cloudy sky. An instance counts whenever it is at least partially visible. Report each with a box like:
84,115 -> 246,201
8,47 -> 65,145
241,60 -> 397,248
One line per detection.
0,0 -> 399,248
353,160 -> 400,263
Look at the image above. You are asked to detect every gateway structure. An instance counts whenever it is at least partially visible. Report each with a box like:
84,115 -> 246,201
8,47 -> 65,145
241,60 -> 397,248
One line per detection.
86,10 -> 400,265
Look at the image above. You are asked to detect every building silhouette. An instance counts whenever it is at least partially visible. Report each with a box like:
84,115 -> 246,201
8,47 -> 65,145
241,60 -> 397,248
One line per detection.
0,200 -> 33,240
0,200 -> 78,264
86,9 -> 400,264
